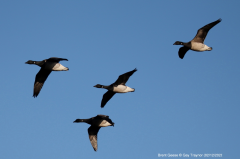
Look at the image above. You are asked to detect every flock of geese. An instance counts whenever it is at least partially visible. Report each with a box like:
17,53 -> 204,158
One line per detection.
25,18 -> 222,151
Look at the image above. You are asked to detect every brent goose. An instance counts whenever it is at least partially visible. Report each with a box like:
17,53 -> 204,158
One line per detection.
73,115 -> 114,151
25,57 -> 69,97
173,18 -> 222,59
94,68 -> 137,108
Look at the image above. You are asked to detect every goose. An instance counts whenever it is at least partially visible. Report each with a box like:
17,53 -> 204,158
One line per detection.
173,18 -> 222,59
94,68 -> 137,108
73,115 -> 114,151
25,57 -> 69,97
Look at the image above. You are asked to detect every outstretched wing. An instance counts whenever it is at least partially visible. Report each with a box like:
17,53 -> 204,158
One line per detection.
192,19 -> 222,43
88,126 -> 101,151
33,68 -> 52,97
113,68 -> 137,85
178,47 -> 190,59
101,91 -> 116,108
96,114 -> 109,118
47,57 -> 68,62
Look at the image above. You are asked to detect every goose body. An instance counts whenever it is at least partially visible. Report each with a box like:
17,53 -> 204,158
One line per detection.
25,57 -> 69,97
94,68 -> 137,108
113,85 -> 135,93
173,18 -> 222,59
74,115 -> 114,151
190,42 -> 212,52
43,62 -> 68,71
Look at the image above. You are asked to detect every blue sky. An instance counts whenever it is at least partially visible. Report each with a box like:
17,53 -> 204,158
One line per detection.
0,0 -> 239,158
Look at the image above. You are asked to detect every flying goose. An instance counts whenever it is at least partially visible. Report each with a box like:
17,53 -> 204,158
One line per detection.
25,57 -> 69,97
73,115 -> 114,151
173,18 -> 222,59
94,68 -> 137,108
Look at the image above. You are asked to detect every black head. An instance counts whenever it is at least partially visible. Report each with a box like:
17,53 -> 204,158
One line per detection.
94,84 -> 102,88
25,60 -> 36,64
173,41 -> 184,45
73,119 -> 83,123
73,119 -> 92,124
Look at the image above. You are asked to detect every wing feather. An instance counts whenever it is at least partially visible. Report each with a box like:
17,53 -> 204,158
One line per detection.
101,91 -> 116,108
178,47 -> 190,59
33,68 -> 52,97
113,68 -> 137,85
192,19 -> 222,43
47,57 -> 68,62
88,126 -> 101,151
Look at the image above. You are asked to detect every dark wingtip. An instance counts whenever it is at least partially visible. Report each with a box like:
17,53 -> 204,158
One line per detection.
178,53 -> 184,59
132,68 -> 137,73
218,18 -> 222,22
100,103 -> 106,108
33,93 -> 39,98
59,58 -> 68,61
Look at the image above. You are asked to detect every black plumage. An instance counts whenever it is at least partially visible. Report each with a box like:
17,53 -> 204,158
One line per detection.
174,19 -> 222,59
25,57 -> 69,97
74,115 -> 114,151
94,68 -> 137,108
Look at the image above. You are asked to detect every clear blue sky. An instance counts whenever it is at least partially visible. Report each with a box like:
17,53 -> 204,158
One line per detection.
0,0 -> 239,158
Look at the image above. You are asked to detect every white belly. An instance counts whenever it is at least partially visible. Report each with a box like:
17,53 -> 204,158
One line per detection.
99,120 -> 112,127
191,42 -> 210,51
44,62 -> 68,71
113,85 -> 134,93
